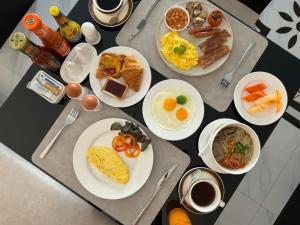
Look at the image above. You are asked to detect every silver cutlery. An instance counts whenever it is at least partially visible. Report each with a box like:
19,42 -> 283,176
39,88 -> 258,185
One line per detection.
220,42 -> 256,88
128,0 -> 160,40
132,164 -> 177,225
40,107 -> 79,159
179,169 -> 202,204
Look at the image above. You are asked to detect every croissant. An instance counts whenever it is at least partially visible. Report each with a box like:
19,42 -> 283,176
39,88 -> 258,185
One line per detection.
96,53 -> 125,78
120,56 -> 143,92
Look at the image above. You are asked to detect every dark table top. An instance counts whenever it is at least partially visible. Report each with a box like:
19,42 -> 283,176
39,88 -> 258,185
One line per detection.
1,0 -> 300,224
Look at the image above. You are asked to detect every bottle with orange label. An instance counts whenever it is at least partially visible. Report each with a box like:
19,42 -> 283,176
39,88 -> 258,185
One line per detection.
49,6 -> 82,43
9,32 -> 61,72
23,12 -> 70,57
168,208 -> 192,225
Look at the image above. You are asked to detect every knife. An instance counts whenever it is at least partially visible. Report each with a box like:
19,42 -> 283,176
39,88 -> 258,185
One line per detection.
128,0 -> 161,40
132,164 -> 177,225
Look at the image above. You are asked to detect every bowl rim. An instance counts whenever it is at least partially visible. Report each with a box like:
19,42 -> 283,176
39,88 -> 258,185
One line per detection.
209,122 -> 261,174
164,5 -> 190,32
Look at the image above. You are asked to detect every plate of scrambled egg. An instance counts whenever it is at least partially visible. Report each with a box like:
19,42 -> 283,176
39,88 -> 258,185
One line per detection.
73,118 -> 153,199
156,0 -> 233,76
143,79 -> 204,140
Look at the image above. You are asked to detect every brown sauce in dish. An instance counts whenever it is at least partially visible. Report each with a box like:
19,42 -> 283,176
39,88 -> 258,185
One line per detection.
103,79 -> 127,99
191,182 -> 215,206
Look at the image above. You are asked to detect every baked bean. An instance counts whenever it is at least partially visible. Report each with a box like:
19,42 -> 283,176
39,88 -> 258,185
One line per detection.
166,8 -> 189,30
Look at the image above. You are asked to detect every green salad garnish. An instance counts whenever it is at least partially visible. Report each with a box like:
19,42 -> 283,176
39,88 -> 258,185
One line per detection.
173,44 -> 186,55
234,141 -> 249,155
176,95 -> 187,105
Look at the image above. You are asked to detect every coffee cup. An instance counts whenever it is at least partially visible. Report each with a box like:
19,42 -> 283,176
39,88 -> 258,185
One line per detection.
92,0 -> 124,14
188,179 -> 225,213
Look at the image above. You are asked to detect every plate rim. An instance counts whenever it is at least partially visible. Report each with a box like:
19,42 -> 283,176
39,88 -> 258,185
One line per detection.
155,0 -> 234,76
73,118 -> 154,199
142,79 -> 204,141
233,71 -> 288,126
89,46 -> 152,108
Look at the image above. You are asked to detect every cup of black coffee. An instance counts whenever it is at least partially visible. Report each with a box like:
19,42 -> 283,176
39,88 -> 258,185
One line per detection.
188,179 -> 225,213
93,0 -> 124,13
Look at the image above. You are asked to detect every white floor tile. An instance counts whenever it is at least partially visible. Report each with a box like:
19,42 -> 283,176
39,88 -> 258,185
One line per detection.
238,119 -> 300,204
249,206 -> 276,225
214,191 -> 260,225
262,141 -> 300,216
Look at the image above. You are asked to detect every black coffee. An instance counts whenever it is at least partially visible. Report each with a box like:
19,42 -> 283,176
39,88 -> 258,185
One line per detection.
96,0 -> 121,11
191,182 -> 216,206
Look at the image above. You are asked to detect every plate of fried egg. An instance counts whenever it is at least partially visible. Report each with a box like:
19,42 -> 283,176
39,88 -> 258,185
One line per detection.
143,79 -> 204,140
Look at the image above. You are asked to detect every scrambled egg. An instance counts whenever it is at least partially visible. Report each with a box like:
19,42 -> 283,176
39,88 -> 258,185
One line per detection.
160,31 -> 198,70
86,146 -> 129,184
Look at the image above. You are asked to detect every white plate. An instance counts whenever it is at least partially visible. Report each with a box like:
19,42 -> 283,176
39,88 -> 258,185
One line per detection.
89,46 -> 152,108
156,0 -> 233,76
73,118 -> 154,199
142,79 -> 204,141
234,72 -> 288,126
61,42 -> 97,83
198,118 -> 237,174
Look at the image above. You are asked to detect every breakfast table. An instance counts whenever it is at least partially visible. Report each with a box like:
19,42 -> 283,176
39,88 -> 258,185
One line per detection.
0,0 -> 300,224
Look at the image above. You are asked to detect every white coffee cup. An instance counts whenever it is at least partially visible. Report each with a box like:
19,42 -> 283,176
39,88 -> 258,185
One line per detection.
188,179 -> 225,213
198,120 -> 261,174
93,0 -> 124,14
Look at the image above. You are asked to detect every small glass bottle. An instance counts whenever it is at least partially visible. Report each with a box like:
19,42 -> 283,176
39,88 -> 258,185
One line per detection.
23,12 -> 70,57
49,6 -> 82,43
9,32 -> 61,72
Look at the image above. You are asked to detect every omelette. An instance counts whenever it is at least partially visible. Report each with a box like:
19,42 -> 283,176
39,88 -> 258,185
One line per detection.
160,31 -> 198,70
86,146 -> 129,184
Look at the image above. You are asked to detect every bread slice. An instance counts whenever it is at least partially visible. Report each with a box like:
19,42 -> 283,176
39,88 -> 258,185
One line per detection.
120,56 -> 143,92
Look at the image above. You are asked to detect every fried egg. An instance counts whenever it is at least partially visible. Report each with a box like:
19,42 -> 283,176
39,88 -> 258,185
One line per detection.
160,31 -> 199,70
151,90 -> 195,131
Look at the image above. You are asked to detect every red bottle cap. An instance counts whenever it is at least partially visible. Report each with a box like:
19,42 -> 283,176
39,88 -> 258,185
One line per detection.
23,12 -> 42,31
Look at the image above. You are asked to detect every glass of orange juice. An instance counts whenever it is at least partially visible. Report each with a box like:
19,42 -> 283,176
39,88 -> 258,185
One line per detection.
168,208 -> 191,225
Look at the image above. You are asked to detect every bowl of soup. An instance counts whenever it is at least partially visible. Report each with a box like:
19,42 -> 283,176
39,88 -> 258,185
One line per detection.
198,120 -> 260,174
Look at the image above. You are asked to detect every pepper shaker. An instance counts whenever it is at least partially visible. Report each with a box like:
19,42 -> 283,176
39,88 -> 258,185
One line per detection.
81,22 -> 101,45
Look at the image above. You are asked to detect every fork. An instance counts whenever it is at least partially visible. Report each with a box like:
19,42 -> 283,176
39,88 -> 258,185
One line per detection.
40,108 -> 79,159
220,42 -> 256,88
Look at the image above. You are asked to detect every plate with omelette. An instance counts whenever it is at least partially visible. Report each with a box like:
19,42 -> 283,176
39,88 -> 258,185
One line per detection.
89,46 -> 152,108
234,72 -> 288,126
156,1 -> 233,76
73,118 -> 153,199
142,79 -> 204,140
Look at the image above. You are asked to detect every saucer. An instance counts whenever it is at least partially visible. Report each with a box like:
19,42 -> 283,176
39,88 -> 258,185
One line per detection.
178,167 -> 225,214
88,0 -> 133,27
198,118 -> 237,174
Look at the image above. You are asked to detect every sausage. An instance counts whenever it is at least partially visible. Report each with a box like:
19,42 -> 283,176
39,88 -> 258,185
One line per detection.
188,26 -> 213,34
193,29 -> 220,38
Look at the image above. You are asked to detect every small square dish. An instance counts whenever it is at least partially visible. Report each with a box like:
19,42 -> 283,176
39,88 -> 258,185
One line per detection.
102,76 -> 128,100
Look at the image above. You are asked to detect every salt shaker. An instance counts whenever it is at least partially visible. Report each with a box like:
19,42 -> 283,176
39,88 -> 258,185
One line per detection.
81,22 -> 101,45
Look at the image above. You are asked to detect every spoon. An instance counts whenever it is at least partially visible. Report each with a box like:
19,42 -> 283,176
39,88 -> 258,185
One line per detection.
180,169 -> 202,204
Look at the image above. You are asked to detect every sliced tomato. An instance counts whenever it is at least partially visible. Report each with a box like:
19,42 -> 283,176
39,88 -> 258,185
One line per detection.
112,136 -> 126,152
227,155 -> 241,169
122,134 -> 137,147
207,10 -> 224,27
125,145 -> 141,158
